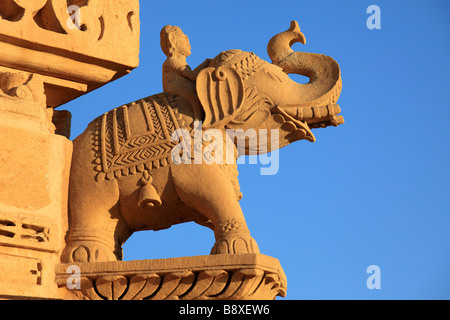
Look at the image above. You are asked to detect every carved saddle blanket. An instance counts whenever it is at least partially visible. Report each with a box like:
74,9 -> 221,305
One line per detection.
92,93 -> 182,181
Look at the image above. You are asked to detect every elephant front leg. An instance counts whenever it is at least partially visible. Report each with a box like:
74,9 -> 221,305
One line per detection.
172,164 -> 259,254
211,216 -> 260,255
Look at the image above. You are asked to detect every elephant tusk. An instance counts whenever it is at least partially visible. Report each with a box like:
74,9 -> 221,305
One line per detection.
279,104 -> 341,123
309,115 -> 345,129
275,104 -> 344,129
267,20 -> 306,64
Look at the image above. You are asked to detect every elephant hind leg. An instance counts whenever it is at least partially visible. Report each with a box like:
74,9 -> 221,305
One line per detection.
171,164 -> 259,255
62,228 -> 119,263
62,222 -> 130,263
62,129 -> 131,263
62,183 -> 130,263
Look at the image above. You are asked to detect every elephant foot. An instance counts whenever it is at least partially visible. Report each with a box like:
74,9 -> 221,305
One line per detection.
62,241 -> 118,263
211,233 -> 260,254
61,228 -> 119,263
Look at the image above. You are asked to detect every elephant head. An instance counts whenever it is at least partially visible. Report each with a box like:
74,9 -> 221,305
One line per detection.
196,20 -> 343,155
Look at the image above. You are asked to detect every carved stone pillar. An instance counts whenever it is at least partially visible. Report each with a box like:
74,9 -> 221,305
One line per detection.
0,0 -> 140,299
0,72 -> 72,299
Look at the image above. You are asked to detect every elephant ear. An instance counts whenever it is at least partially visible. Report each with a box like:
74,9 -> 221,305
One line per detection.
196,66 -> 245,128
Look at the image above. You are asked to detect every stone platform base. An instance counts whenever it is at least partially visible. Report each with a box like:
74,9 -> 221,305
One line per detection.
55,254 -> 287,300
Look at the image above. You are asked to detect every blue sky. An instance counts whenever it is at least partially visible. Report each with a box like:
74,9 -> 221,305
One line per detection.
64,0 -> 450,299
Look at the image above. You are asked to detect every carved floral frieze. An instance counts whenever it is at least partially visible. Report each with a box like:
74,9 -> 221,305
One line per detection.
56,254 -> 287,300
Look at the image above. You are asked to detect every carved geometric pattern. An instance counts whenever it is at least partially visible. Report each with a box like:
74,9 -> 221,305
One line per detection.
0,213 -> 57,253
210,50 -> 266,80
0,218 -> 49,243
232,52 -> 266,80
93,93 -> 181,181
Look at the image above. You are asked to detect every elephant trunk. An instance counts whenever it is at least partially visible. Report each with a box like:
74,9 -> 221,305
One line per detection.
268,20 -> 343,127
276,51 -> 342,105
267,20 -> 306,64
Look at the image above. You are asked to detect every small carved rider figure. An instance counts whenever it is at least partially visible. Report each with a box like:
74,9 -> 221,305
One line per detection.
160,25 -> 211,121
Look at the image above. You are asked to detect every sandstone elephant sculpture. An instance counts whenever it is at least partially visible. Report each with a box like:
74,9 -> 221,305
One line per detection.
62,21 -> 343,263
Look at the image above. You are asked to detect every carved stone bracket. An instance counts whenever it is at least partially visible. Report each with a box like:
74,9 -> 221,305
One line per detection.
0,0 -> 140,107
56,254 -> 287,300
